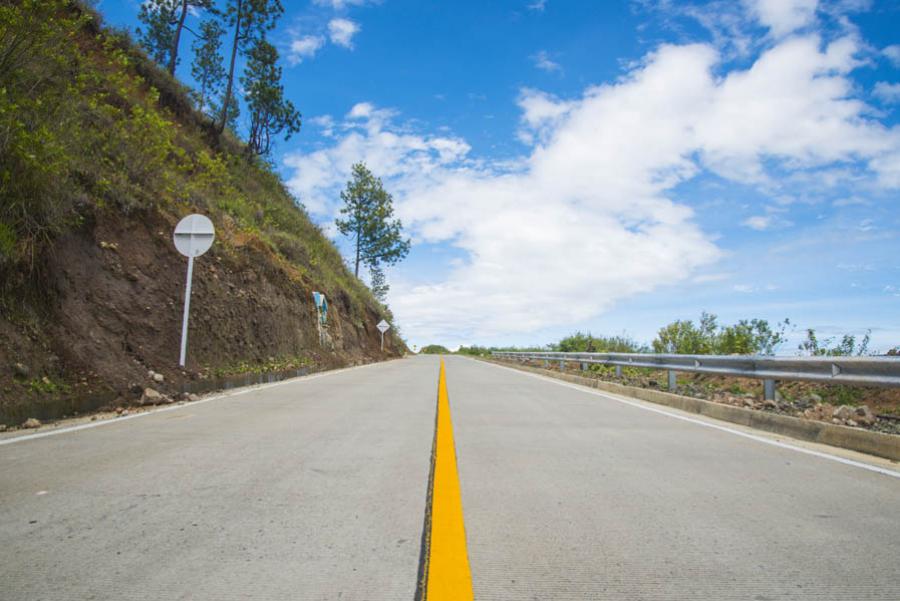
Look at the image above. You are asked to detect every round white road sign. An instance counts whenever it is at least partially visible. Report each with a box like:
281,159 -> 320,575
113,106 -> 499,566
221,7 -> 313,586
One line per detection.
173,214 -> 215,257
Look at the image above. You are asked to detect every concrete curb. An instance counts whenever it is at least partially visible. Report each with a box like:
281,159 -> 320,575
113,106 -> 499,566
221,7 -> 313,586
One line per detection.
491,360 -> 900,463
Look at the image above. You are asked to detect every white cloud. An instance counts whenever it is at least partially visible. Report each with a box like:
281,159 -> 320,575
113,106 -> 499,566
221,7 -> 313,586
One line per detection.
874,81 -> 900,105
284,35 -> 900,346
328,18 -> 360,48
743,215 -> 773,230
883,44 -> 900,66
288,35 -> 325,64
743,0 -> 818,36
528,0 -> 547,11
532,50 -> 561,72
313,0 -> 374,8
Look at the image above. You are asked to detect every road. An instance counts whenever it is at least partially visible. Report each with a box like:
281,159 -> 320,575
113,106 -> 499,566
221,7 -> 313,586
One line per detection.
1,355 -> 899,600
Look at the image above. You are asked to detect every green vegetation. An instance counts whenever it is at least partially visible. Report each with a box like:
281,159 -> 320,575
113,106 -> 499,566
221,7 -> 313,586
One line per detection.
457,315 -> 887,359
210,354 -> 310,378
652,312 -> 789,355
554,332 -> 645,353
28,376 -> 70,395
335,162 -> 411,288
798,328 -> 871,356
0,1 -> 386,323
420,345 -> 451,355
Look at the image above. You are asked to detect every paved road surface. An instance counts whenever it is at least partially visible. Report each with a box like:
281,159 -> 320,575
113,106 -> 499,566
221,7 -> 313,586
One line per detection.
2,355 -> 899,600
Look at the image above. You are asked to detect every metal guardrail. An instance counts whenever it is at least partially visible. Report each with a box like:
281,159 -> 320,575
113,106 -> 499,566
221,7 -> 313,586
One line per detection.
491,351 -> 900,399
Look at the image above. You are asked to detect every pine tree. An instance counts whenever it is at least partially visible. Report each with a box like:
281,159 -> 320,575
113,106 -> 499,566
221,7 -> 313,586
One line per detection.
218,0 -> 285,134
335,163 -> 411,278
137,0 -> 178,67
191,19 -> 226,115
241,38 -> 301,155
138,0 -> 215,76
370,265 -> 389,303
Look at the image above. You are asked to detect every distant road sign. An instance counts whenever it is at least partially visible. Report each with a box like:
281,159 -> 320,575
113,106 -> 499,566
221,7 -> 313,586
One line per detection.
174,214 -> 215,258
174,214 -> 215,367
377,320 -> 391,351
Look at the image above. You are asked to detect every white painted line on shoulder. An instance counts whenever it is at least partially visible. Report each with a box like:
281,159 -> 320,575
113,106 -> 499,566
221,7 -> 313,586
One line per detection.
474,358 -> 900,480
0,361 -> 388,447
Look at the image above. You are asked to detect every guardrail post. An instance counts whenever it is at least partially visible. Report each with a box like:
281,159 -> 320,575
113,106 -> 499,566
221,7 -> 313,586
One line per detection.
543,360 -> 550,368
580,362 -> 587,372
615,365 -> 622,377
764,379 -> 777,401
668,370 -> 677,391
559,360 -> 565,371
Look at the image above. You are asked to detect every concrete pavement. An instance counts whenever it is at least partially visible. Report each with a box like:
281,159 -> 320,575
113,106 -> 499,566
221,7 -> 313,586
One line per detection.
0,359 -> 437,600
2,355 -> 899,600
447,356 -> 900,600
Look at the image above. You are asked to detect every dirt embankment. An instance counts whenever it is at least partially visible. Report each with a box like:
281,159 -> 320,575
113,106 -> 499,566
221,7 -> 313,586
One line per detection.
0,209 -> 402,426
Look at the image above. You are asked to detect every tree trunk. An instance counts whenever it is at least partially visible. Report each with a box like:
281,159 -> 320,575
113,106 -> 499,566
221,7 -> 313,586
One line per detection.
354,224 -> 361,277
219,0 -> 243,134
169,0 -> 189,76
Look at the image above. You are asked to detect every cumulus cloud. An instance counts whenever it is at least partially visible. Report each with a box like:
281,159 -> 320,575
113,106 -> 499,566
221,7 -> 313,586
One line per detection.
284,34 -> 900,345
743,215 -> 773,230
328,18 -> 360,48
743,0 -> 818,36
313,0 -> 374,8
532,50 -> 561,72
874,82 -> 900,104
288,35 -> 325,64
883,44 -> 900,66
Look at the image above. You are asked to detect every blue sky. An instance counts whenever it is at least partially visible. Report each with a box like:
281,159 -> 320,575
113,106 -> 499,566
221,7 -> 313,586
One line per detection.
99,0 -> 900,353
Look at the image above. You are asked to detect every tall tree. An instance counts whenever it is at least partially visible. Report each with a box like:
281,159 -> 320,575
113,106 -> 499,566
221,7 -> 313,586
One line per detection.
335,163 -> 411,278
218,0 -> 285,134
138,0 -> 215,76
169,1 -> 215,75
241,39 -> 300,155
190,19 -> 226,115
369,265 -> 389,303
137,0 -> 178,67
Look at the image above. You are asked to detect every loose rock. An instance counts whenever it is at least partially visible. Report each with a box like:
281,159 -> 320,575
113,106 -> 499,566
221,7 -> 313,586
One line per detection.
854,405 -> 876,427
22,418 -> 41,429
13,362 -> 29,379
152,372 -> 165,383
833,405 -> 855,421
140,388 -> 172,405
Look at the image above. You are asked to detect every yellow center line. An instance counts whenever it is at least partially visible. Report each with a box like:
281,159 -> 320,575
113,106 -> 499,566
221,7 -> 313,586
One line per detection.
423,358 -> 474,600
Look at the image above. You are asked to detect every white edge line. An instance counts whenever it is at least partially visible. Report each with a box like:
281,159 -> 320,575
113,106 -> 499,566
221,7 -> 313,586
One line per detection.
472,358 -> 900,480
0,361 -> 387,447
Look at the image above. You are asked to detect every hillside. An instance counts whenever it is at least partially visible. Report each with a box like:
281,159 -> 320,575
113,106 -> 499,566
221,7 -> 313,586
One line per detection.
0,1 -> 403,425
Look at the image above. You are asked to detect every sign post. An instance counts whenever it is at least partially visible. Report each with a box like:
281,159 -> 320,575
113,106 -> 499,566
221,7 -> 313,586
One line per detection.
173,214 -> 215,367
377,319 -> 391,351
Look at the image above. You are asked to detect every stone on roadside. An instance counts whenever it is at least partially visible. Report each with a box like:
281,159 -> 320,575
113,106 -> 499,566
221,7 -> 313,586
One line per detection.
22,418 -> 41,429
833,405 -> 855,421
0,424 -> 7,432
152,372 -> 164,383
13,362 -> 29,379
140,388 -> 172,406
854,405 -> 876,427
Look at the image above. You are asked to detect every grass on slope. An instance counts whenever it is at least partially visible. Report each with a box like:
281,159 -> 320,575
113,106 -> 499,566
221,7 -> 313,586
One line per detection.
0,0 -> 386,323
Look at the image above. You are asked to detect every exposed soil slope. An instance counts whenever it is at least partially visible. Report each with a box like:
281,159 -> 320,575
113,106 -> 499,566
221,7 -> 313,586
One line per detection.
0,3 -> 402,425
